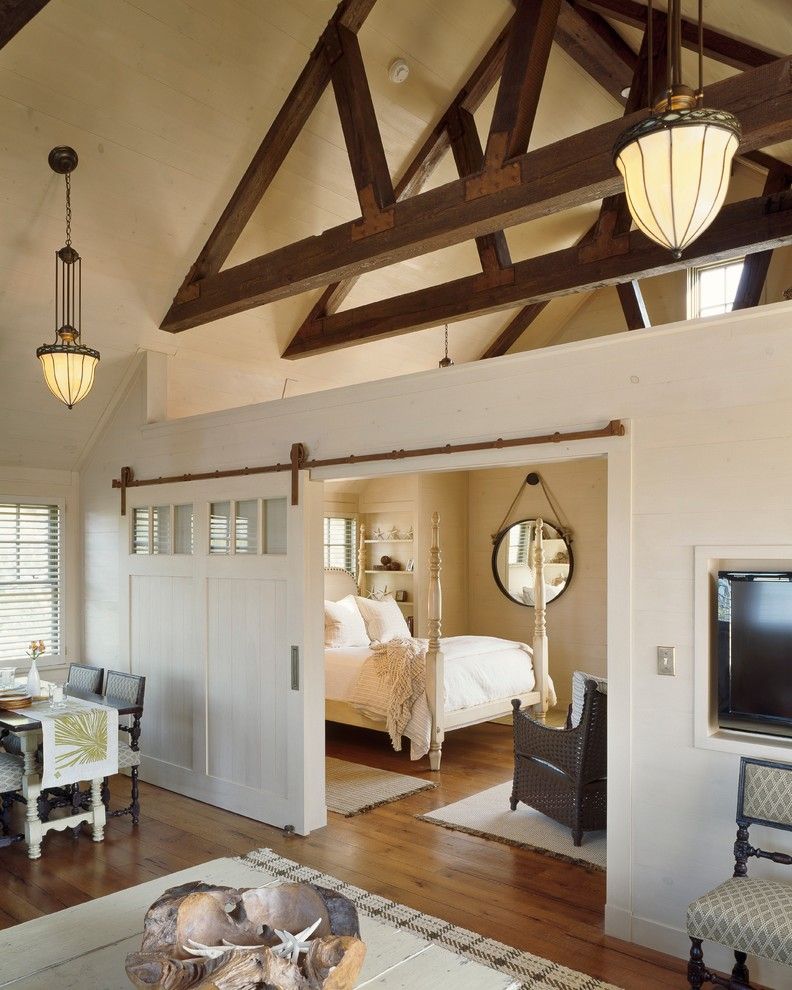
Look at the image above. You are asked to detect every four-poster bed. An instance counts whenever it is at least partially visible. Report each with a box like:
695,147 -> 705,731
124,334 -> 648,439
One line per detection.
324,512 -> 551,770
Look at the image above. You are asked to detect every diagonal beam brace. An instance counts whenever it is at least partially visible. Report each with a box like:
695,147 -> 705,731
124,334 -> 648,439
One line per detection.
288,18 -> 514,343
160,57 -> 792,334
733,166 -> 791,310
283,191 -> 792,356
0,0 -> 50,50
485,0 -> 562,167
447,107 -> 512,274
554,0 -> 636,103
172,0 -> 379,298
324,22 -> 394,221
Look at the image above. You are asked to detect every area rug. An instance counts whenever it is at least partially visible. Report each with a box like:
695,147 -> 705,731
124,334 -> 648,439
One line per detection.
418,780 -> 606,870
240,848 -> 621,989
0,849 -> 621,989
326,756 -> 435,815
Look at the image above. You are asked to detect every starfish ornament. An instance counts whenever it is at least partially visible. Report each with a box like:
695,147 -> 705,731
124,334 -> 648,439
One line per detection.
270,918 -> 322,964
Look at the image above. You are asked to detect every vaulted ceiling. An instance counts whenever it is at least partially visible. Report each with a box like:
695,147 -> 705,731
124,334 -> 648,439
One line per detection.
1,0 -> 791,469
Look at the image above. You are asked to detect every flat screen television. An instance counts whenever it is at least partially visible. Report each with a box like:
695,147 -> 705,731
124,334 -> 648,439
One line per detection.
717,571 -> 792,738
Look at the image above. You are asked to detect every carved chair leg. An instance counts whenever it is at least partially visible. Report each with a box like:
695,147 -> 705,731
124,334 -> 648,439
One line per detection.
101,777 -> 110,810
130,766 -> 140,825
572,825 -> 583,847
1,793 -> 11,835
731,951 -> 749,985
688,938 -> 707,989
510,778 -> 518,811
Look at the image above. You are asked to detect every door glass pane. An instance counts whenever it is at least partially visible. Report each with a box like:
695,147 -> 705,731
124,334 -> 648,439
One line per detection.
262,498 -> 287,555
174,504 -> 193,555
152,506 -> 171,555
209,502 -> 231,554
235,500 -> 258,554
132,508 -> 150,555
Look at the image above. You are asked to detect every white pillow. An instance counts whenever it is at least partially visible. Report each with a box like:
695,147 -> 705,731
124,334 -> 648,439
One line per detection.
355,595 -> 411,643
324,595 -> 369,648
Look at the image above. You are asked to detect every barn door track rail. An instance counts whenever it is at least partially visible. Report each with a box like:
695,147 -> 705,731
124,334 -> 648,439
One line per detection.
111,419 -> 625,513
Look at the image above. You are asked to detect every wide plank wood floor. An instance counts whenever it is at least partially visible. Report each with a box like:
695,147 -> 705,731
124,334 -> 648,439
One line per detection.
0,721 -> 689,989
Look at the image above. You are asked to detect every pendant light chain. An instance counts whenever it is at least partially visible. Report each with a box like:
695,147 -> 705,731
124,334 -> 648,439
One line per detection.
64,171 -> 72,248
646,0 -> 653,108
697,0 -> 705,106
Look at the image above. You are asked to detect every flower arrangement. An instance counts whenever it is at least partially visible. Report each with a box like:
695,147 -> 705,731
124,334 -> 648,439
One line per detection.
26,640 -> 46,662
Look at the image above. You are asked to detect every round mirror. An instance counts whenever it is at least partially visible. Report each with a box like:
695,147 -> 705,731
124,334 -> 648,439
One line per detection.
491,519 -> 573,607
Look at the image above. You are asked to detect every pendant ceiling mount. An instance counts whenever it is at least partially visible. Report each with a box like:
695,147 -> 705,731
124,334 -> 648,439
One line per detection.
613,0 -> 741,260
36,145 -> 100,409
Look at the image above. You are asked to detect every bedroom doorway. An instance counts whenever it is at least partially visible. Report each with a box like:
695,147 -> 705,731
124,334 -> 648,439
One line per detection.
317,454 -> 610,878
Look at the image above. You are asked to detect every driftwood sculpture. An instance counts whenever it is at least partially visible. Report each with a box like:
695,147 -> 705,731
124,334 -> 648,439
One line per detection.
125,880 -> 366,990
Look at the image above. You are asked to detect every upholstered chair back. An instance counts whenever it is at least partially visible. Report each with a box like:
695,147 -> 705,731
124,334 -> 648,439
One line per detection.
104,670 -> 146,708
67,662 -> 104,695
739,758 -> 792,829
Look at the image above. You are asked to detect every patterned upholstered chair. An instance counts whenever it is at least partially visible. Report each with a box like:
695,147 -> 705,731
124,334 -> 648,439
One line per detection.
67,662 -> 104,695
103,670 -> 145,825
687,756 -> 792,989
0,751 -> 24,847
510,674 -> 607,846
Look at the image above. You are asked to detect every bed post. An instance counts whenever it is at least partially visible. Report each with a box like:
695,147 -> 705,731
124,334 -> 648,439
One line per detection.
426,511 -> 445,771
357,523 -> 366,596
533,517 -> 549,719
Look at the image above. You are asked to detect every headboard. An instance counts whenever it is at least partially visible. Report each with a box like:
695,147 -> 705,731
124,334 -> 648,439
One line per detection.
324,567 -> 358,602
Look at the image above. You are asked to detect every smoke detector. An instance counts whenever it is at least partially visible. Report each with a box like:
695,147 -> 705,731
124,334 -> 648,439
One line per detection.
388,58 -> 410,84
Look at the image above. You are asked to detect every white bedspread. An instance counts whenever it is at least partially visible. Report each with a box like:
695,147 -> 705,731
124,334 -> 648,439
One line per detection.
326,635 -> 556,760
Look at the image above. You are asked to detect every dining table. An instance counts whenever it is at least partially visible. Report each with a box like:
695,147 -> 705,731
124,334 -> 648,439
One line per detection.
0,686 -> 143,860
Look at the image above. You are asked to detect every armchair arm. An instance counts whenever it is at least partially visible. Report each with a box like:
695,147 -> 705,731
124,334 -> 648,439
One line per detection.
512,703 -> 582,778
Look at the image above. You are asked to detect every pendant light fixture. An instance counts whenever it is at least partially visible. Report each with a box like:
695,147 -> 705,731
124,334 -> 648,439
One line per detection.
37,147 -> 100,409
438,324 -> 454,368
613,0 -> 741,259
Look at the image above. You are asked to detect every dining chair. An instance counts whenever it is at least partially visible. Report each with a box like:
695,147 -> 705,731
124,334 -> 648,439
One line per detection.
686,756 -> 792,988
67,662 -> 104,695
0,751 -> 24,847
103,670 -> 146,825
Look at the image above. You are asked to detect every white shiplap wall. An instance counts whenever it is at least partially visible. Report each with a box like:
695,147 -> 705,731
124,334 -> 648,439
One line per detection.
81,299 -> 792,987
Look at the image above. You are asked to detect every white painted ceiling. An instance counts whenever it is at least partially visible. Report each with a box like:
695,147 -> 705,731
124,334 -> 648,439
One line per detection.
1,0 -> 790,468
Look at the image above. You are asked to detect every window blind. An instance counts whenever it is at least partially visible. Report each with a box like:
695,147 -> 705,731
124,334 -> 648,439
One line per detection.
507,521 -> 531,566
0,502 -> 61,662
324,516 -> 356,573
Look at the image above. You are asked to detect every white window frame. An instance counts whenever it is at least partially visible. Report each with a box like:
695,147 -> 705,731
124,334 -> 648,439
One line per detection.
687,257 -> 746,320
207,498 -> 288,556
0,494 -> 66,668
323,514 -> 358,573
130,504 -> 194,556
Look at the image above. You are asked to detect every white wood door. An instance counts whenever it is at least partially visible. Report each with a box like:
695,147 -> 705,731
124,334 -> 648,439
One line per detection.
121,473 -> 325,835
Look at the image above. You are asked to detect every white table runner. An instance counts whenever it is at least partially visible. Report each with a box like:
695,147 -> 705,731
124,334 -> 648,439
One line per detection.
27,697 -> 119,788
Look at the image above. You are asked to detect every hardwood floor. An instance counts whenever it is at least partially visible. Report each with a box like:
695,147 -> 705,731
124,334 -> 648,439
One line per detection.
0,721 -> 689,989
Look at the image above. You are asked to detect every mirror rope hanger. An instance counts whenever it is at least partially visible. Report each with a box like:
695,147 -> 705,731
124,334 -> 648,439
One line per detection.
492,471 -> 573,545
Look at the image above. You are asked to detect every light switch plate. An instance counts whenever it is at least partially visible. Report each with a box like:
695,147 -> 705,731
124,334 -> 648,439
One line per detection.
657,646 -> 675,676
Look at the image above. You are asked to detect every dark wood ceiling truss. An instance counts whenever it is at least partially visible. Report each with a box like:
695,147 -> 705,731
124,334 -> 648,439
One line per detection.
160,0 -> 792,362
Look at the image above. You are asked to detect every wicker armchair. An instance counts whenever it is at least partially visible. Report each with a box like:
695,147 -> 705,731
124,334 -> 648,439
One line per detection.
510,677 -> 607,846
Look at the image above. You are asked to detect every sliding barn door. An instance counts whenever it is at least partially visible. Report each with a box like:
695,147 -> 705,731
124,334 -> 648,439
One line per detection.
122,474 -> 324,834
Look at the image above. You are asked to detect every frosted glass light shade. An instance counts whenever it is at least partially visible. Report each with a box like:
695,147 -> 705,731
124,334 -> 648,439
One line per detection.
37,339 -> 100,408
614,108 -> 741,258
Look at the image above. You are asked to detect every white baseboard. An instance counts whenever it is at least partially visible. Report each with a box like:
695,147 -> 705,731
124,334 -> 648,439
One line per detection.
604,904 -> 631,940
630,913 -> 789,989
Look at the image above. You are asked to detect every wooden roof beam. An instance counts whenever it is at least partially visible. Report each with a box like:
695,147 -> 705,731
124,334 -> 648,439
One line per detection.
574,0 -> 778,71
172,0 -> 379,298
733,166 -> 792,311
553,0 -> 636,103
160,56 -> 792,334
290,18 -> 514,339
485,0 -> 561,168
324,23 -> 394,223
0,0 -> 50,51
283,190 -> 792,356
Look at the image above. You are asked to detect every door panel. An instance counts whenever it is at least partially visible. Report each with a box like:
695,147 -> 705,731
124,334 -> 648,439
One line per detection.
130,574 -> 196,770
206,577 -> 287,794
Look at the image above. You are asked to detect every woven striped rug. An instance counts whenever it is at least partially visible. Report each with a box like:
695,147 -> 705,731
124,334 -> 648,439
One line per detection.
326,757 -> 435,816
239,849 -> 621,989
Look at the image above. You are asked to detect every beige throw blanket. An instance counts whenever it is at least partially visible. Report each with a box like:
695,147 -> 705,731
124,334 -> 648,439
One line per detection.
351,637 -> 432,759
